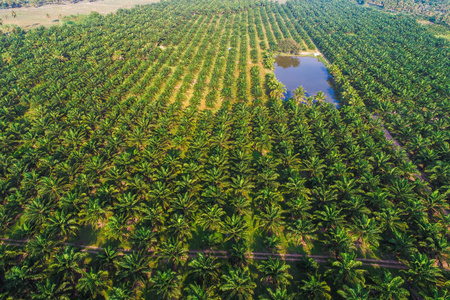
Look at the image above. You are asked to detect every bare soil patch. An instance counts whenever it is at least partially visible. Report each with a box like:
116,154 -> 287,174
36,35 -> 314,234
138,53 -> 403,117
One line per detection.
1,0 -> 159,29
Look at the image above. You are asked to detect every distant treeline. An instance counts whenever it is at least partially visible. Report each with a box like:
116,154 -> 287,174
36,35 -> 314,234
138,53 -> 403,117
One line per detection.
357,0 -> 450,25
1,0 -> 98,9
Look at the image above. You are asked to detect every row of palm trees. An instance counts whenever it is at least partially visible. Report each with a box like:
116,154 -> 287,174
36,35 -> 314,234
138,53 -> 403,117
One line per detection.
2,95 -> 447,297
359,0 -> 450,27
1,0 -> 449,298
1,239 -> 418,299
287,0 -> 450,193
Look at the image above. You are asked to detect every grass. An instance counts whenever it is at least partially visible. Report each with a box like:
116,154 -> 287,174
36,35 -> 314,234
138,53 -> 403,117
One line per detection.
68,224 -> 100,246
421,22 -> 450,41
0,0 -> 159,30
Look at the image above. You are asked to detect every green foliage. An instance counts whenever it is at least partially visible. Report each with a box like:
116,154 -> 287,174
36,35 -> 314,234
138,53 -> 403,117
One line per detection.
0,0 -> 448,298
356,0 -> 450,26
278,38 -> 300,54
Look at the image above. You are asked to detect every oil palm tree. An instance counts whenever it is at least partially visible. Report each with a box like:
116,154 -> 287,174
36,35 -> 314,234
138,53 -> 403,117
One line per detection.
314,91 -> 326,104
93,245 -> 118,274
79,198 -> 108,229
371,271 -> 410,300
221,214 -> 248,243
288,219 -> 317,251
300,275 -> 331,300
46,210 -> 79,239
151,269 -> 182,300
76,270 -> 111,299
326,252 -> 366,286
259,287 -> 296,300
26,234 -> 57,262
185,283 -> 218,300
116,250 -> 151,286
315,204 -> 345,230
268,80 -> 286,100
188,253 -> 221,286
258,204 -> 285,236
221,267 -> 256,300
384,231 -> 416,259
106,285 -> 133,300
323,226 -> 356,258
49,246 -> 87,285
131,225 -> 157,251
104,214 -> 129,242
257,258 -> 293,289
23,197 -> 53,231
32,278 -> 71,300
292,86 -> 306,104
158,239 -> 188,271
167,213 -> 192,242
337,283 -> 370,300
229,240 -> 249,267
352,215 -> 381,252
401,252 -> 442,295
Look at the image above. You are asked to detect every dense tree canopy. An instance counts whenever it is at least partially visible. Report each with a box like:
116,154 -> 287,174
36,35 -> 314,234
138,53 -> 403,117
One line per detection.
0,0 -> 448,298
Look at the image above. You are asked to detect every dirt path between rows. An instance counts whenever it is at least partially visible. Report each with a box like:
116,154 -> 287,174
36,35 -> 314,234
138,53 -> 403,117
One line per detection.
0,237 -> 416,270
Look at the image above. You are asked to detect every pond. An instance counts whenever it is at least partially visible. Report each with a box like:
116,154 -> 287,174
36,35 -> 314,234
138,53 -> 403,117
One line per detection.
274,55 -> 339,107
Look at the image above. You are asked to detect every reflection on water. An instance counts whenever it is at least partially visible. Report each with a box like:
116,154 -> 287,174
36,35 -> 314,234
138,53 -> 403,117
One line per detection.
274,56 -> 339,107
275,56 -> 300,68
